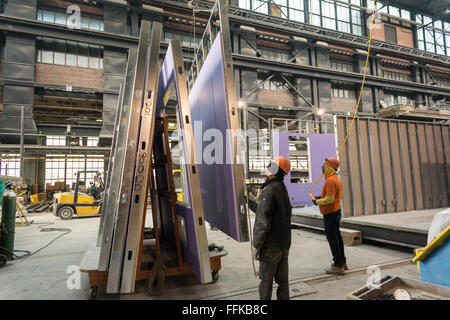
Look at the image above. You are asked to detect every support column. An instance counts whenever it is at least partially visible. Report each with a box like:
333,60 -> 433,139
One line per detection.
0,0 -> 37,144
99,1 -> 129,144
355,49 -> 374,113
315,41 -> 332,112
238,26 -> 259,131
293,37 -> 313,121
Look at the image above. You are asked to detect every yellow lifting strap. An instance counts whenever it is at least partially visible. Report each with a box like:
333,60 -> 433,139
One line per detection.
308,0 -> 377,200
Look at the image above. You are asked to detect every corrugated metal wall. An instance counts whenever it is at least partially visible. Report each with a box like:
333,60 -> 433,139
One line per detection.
337,116 -> 450,217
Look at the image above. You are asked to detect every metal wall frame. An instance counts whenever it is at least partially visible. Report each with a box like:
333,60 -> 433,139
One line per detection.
120,23 -> 162,293
97,47 -> 138,272
337,116 -> 450,217
106,20 -> 154,293
156,40 -> 213,283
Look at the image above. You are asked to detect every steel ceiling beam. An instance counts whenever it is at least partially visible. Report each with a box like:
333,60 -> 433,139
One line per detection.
232,53 -> 450,96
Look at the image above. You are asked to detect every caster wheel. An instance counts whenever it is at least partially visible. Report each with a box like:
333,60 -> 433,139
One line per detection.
212,270 -> 219,283
88,286 -> 98,300
0,254 -> 7,266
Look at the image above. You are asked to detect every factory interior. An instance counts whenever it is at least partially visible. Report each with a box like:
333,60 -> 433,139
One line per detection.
0,0 -> 449,305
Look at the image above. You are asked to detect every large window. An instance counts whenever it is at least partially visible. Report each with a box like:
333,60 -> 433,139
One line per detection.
45,154 -> 104,188
330,60 -> 353,72
383,92 -> 410,107
164,30 -> 200,47
0,154 -> 20,177
37,7 -> 104,31
46,135 -> 66,146
238,0 -> 304,22
259,48 -> 291,61
416,14 -> 450,56
367,2 -> 410,20
331,80 -> 354,99
382,70 -> 411,81
36,37 -> 103,69
310,0 -> 362,35
257,73 -> 288,91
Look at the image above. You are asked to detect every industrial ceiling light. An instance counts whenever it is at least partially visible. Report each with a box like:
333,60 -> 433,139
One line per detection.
238,100 -> 246,108
316,108 -> 324,116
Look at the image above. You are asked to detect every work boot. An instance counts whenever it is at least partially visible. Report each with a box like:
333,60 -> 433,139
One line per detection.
326,264 -> 345,275
343,263 -> 349,271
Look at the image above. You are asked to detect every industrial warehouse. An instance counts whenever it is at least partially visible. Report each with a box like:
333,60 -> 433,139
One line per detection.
0,0 -> 449,304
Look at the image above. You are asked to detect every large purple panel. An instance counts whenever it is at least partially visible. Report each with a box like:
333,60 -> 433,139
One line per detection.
272,131 -> 337,206
155,42 -> 204,282
189,35 -> 244,241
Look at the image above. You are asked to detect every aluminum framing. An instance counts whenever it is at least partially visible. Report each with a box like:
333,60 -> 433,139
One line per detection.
106,20 -> 153,293
120,23 -> 162,293
187,0 -> 249,242
156,40 -> 213,283
97,81 -> 126,247
97,47 -> 139,272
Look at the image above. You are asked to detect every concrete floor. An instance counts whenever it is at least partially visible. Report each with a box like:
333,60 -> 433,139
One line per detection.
0,211 -> 420,300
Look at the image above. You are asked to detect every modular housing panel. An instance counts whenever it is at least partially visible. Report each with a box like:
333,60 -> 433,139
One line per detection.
155,40 -> 212,284
188,33 -> 249,242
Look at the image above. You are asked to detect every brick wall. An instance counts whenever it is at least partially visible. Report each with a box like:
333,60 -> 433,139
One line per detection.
35,63 -> 103,88
332,97 -> 357,113
258,89 -> 294,107
396,26 -> 414,48
371,23 -> 414,48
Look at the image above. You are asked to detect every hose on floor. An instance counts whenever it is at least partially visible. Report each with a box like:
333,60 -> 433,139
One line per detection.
0,222 -> 71,261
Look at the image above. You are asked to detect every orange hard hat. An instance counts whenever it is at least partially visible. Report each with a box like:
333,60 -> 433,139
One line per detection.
272,156 -> 291,174
325,157 -> 340,170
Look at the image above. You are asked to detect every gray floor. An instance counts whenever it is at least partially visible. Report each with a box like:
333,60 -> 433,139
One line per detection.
0,212 -> 419,300
292,207 -> 446,233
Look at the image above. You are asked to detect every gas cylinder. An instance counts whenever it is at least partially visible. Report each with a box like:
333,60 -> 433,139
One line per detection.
1,188 -> 16,260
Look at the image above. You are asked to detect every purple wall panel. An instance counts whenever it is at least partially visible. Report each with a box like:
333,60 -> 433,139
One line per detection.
272,131 -> 337,206
189,35 -> 241,240
156,43 -> 203,281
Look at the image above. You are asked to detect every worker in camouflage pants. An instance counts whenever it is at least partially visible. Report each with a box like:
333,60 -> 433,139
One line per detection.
249,156 -> 292,300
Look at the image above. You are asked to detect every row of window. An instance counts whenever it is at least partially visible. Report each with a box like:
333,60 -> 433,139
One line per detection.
36,2 -> 449,58
37,7 -> 104,31
331,80 -> 353,99
367,2 -> 411,20
0,154 -> 104,188
239,0 -> 362,35
384,93 -> 409,107
36,37 -> 103,69
164,31 -> 200,48
46,136 -> 99,147
259,48 -> 291,62
0,154 -> 20,177
237,1 -> 450,57
330,60 -> 353,72
436,78 -> 450,89
257,78 -> 288,91
416,15 -> 450,57
44,155 -> 104,187
382,70 -> 411,81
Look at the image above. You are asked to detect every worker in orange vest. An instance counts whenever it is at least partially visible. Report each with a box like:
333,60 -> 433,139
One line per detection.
310,157 -> 348,275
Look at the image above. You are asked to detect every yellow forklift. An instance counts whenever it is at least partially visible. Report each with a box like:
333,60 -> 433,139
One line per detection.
53,171 -> 104,220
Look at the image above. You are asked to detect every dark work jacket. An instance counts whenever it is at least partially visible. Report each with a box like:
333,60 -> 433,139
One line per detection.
249,177 -> 292,251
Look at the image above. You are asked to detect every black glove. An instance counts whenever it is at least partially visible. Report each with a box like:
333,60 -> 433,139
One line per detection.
312,198 -> 318,205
